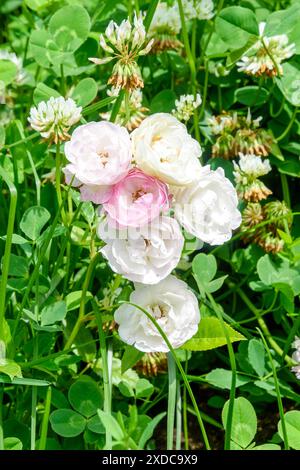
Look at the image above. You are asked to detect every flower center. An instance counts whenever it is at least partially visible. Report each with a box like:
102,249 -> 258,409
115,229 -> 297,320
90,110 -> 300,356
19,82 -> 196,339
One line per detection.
97,150 -> 109,166
132,188 -> 146,202
150,304 -> 169,319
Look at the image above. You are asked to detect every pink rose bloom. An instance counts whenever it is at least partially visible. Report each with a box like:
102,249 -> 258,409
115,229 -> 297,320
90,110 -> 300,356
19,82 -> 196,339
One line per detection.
103,168 -> 170,227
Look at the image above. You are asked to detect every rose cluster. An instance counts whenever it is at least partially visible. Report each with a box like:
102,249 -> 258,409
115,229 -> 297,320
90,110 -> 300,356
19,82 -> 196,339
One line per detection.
63,113 -> 241,352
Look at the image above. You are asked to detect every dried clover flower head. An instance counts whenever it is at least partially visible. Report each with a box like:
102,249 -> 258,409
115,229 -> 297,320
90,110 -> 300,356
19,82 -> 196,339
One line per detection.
241,200 -> 292,254
28,96 -> 82,143
172,93 -> 201,122
237,22 -> 295,77
90,14 -> 153,90
135,352 -> 168,376
208,110 -> 273,159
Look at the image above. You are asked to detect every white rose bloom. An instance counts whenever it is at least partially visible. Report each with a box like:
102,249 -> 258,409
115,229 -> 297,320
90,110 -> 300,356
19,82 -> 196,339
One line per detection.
131,113 -> 202,186
173,165 -> 241,245
114,275 -> 200,352
64,121 -> 132,203
98,215 -> 184,284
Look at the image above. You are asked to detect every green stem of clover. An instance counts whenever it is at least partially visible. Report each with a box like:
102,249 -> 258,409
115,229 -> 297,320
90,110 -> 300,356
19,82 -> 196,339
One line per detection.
122,302 -> 211,450
0,386 -> 4,450
234,285 -> 294,367
257,329 -> 289,450
64,253 -> 101,351
167,352 -> 177,450
277,107 -> 298,142
92,298 -> 112,450
176,380 -> 182,450
55,141 -> 66,224
280,173 -> 291,208
38,386 -> 52,450
204,289 -> 237,450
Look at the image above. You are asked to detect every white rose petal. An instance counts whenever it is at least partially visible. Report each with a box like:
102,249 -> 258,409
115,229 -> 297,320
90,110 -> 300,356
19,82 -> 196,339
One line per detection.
173,165 -> 241,245
114,275 -> 200,352
98,215 -> 184,284
131,113 -> 202,186
64,121 -> 132,198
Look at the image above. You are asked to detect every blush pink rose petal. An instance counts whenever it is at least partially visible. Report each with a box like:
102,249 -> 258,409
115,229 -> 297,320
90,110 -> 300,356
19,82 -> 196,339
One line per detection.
103,168 -> 170,227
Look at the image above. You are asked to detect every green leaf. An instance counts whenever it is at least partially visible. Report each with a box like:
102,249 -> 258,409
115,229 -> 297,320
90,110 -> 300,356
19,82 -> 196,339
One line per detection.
150,89 -> 176,114
0,60 -> 17,85
257,254 -> 300,295
29,29 -> 52,68
276,58 -> 300,106
222,397 -> 257,449
33,83 -> 60,105
0,359 -> 22,380
138,412 -> 166,449
135,379 -> 154,398
235,86 -> 269,106
25,0 -> 51,11
50,409 -> 86,437
87,414 -> 105,434
71,78 -> 97,107
4,254 -> 28,278
121,345 -> 144,374
20,206 -> 50,241
97,410 -> 125,441
278,410 -> 300,450
252,444 -> 281,450
68,377 -> 103,418
206,368 -> 251,390
215,6 -> 259,50
65,290 -> 93,311
0,376 -> 50,386
248,339 -> 265,377
4,437 -> 23,450
0,125 -> 5,150
49,5 -> 91,53
118,381 -> 135,398
192,253 -> 227,294
41,301 -> 67,326
182,317 -> 245,351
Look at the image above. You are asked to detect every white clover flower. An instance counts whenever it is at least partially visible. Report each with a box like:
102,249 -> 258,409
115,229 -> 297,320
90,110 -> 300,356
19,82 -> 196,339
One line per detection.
114,275 -> 200,352
90,13 -> 153,90
172,93 -> 202,122
208,61 -> 230,77
98,215 -> 184,284
173,165 -> 241,245
28,96 -> 82,143
63,121 -> 132,203
131,113 -> 202,186
180,0 -> 214,21
207,114 -> 237,135
0,50 -> 26,84
237,22 -> 295,77
149,2 -> 181,36
233,153 -> 271,185
292,336 -> 300,380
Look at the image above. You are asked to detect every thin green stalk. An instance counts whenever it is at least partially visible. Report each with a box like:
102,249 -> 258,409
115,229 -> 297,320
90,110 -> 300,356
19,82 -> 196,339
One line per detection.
0,386 -> 4,450
205,291 -> 237,450
64,253 -> 101,350
4,132 -> 39,149
280,173 -> 291,208
144,0 -> 160,32
124,89 -> 131,125
0,167 -> 17,342
257,329 -> 289,450
110,90 -> 125,123
167,353 -> 176,450
83,96 -> 116,116
55,141 -> 66,224
124,302 -> 211,450
60,64 -> 66,96
176,381 -> 182,450
39,386 -> 52,450
235,286 -> 294,366
199,58 -> 209,123
92,299 -> 112,449
183,354 -> 189,450
277,107 -> 298,142
177,0 -> 196,85
30,384 -> 37,450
